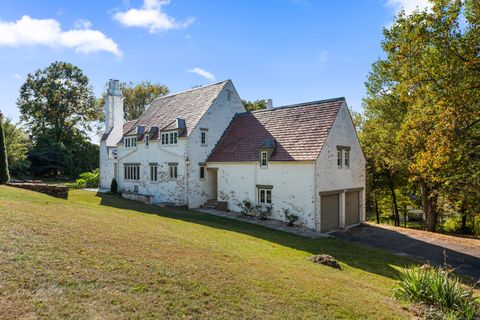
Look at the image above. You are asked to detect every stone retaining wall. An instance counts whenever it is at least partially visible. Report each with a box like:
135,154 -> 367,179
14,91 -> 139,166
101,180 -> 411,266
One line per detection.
7,183 -> 69,199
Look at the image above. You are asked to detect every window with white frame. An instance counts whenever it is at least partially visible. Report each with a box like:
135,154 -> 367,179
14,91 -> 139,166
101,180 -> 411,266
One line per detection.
161,131 -> 178,145
337,146 -> 350,168
344,149 -> 350,168
199,166 -> 205,179
260,151 -> 268,167
150,164 -> 158,182
258,188 -> 272,205
124,164 -> 140,180
201,131 -> 207,145
169,165 -> 178,179
124,136 -> 137,148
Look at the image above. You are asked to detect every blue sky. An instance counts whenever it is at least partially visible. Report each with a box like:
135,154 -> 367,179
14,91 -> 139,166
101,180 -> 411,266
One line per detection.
0,0 -> 430,136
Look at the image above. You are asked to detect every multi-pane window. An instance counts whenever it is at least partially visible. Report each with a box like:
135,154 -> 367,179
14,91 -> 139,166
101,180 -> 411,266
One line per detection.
169,165 -> 178,179
258,189 -> 272,205
337,146 -> 350,168
124,136 -> 137,148
150,164 -> 158,181
124,164 -> 140,180
199,166 -> 205,179
161,131 -> 178,145
201,131 -> 207,145
260,151 -> 268,167
337,150 -> 342,167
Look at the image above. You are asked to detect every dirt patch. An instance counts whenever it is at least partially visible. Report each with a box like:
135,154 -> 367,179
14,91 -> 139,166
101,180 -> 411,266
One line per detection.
310,254 -> 342,270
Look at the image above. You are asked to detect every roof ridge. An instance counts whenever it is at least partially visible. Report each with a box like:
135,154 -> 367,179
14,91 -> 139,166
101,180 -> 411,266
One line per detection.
250,97 -> 345,114
151,79 -> 230,102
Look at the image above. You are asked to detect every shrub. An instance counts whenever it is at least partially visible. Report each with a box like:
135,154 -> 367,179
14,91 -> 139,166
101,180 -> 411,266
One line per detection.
67,169 -> 99,189
393,265 -> 479,319
110,178 -> 118,193
258,205 -> 272,220
284,209 -> 299,226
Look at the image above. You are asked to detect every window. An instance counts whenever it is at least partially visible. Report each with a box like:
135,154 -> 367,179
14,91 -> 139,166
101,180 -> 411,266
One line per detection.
199,166 -> 205,179
258,189 -> 272,205
161,131 -> 178,145
124,164 -> 140,180
344,150 -> 349,168
124,136 -> 137,149
169,165 -> 178,179
260,151 -> 268,167
145,135 -> 149,146
201,131 -> 207,145
150,164 -> 158,181
337,146 -> 351,168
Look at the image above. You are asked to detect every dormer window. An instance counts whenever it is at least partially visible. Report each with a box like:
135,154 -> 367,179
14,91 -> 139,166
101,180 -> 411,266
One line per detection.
161,131 -> 178,145
260,151 -> 268,167
124,136 -> 137,149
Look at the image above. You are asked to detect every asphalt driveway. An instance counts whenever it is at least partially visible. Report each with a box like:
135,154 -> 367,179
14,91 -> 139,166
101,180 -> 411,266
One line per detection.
332,223 -> 480,280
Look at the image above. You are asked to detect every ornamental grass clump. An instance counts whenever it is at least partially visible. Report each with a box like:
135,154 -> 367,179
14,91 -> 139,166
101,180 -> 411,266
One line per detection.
393,265 -> 479,319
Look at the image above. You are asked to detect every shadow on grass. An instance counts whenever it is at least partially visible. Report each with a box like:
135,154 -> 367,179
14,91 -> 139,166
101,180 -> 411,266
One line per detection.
97,192 -> 415,280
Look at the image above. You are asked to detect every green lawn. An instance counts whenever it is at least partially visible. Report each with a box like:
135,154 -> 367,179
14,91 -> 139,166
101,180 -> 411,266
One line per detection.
0,186 -> 413,319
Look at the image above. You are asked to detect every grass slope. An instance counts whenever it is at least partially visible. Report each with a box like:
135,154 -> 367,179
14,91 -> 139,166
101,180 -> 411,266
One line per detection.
0,186 -> 412,319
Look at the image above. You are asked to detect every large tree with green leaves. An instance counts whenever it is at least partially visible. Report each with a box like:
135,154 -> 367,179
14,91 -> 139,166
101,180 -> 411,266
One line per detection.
17,61 -> 101,177
98,81 -> 169,121
1,117 -> 30,178
363,0 -> 480,232
0,111 -> 10,183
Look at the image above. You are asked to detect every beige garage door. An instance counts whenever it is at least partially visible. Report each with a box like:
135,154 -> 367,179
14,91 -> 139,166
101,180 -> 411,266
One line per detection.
345,191 -> 360,227
321,194 -> 339,232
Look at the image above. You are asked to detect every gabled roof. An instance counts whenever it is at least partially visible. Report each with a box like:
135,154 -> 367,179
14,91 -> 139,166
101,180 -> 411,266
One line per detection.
207,97 -> 344,162
100,120 -> 136,142
124,80 -> 230,137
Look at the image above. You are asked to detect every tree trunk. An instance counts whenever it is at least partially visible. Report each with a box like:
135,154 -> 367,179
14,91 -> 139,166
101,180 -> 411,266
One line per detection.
420,181 -> 439,232
460,197 -> 468,233
390,184 -> 400,227
403,202 -> 407,228
374,191 -> 380,224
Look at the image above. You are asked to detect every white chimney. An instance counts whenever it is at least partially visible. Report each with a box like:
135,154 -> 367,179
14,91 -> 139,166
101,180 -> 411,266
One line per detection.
104,79 -> 125,146
267,99 -> 273,109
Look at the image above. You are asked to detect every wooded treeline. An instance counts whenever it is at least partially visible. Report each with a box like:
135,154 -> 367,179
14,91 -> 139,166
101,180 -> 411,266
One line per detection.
360,0 -> 480,234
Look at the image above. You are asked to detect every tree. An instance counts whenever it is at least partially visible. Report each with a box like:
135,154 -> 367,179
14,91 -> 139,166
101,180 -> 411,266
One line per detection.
98,81 -> 169,121
363,0 -> 480,232
1,117 -> 30,177
18,61 -> 100,145
242,99 -> 267,112
0,111 -> 10,183
17,61 -> 101,177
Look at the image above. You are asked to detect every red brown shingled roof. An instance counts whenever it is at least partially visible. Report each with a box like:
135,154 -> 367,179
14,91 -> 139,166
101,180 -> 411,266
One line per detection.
207,98 -> 344,162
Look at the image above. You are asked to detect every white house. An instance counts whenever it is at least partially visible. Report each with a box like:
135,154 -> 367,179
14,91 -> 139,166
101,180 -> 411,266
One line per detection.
100,79 -> 366,233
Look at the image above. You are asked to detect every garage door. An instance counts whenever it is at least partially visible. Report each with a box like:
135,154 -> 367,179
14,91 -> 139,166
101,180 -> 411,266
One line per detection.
321,194 -> 339,232
345,190 -> 360,227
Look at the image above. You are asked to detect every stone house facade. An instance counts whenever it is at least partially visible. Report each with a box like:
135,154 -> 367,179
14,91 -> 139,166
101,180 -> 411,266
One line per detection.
100,79 -> 366,232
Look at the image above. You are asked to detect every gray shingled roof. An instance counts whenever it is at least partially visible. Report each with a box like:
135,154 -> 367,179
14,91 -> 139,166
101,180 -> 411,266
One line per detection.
124,80 -> 230,137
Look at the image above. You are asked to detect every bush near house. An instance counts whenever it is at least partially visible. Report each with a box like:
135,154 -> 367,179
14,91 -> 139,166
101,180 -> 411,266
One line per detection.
67,169 -> 99,189
393,265 -> 480,319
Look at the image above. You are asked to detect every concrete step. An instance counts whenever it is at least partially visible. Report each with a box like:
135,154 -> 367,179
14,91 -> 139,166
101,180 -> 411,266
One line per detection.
201,203 -> 217,209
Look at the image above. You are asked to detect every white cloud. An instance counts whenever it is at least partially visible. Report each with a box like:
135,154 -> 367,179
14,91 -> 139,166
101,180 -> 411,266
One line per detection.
188,67 -> 215,82
114,0 -> 194,33
13,73 -> 22,79
74,19 -> 92,30
386,0 -> 432,15
0,15 -> 122,57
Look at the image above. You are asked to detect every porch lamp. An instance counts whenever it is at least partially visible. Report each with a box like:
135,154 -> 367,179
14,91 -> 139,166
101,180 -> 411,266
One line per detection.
185,158 -> 190,166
